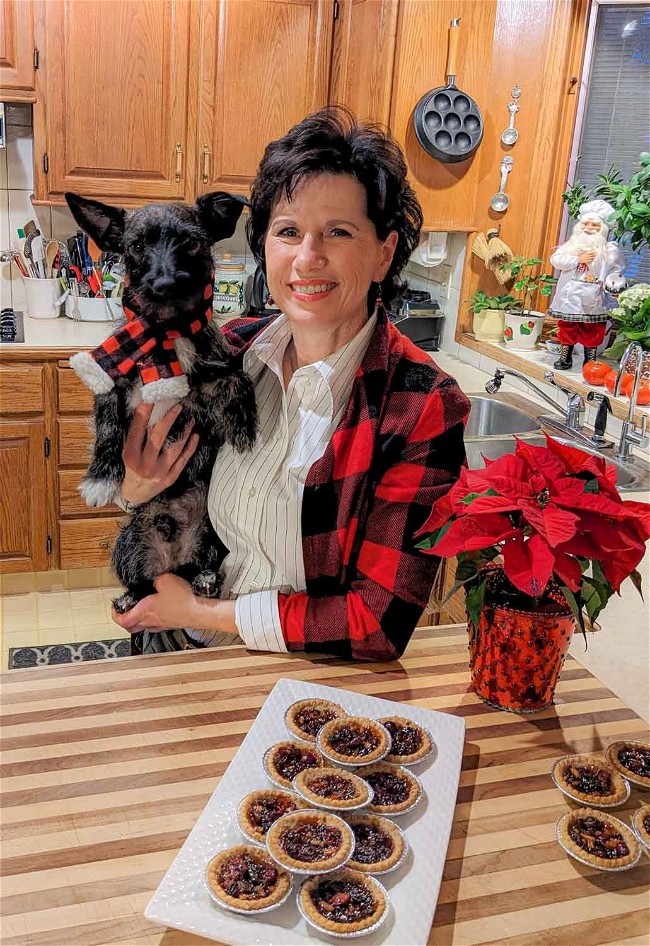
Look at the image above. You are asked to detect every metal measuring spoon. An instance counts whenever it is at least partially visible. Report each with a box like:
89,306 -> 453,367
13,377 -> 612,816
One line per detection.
490,156 -> 514,212
500,86 -> 521,146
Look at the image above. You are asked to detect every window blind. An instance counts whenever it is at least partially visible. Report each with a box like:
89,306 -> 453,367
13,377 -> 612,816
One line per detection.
575,3 -> 650,282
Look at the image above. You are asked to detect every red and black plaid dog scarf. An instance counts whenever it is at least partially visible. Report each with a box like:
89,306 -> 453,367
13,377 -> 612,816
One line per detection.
88,278 -> 214,390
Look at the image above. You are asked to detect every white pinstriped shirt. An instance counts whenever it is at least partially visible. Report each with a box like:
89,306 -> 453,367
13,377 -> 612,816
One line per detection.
189,312 -> 377,651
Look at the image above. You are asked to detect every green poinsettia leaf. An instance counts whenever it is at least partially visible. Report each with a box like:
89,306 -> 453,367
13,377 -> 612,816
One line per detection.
465,579 -> 486,632
459,488 -> 499,506
581,575 -> 613,626
628,568 -> 644,600
559,583 -> 586,641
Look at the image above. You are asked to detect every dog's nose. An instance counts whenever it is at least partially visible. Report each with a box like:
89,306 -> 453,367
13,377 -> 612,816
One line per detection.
150,275 -> 177,299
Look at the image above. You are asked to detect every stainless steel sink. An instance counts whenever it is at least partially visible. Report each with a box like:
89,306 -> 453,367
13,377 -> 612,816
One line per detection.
466,396 -> 541,437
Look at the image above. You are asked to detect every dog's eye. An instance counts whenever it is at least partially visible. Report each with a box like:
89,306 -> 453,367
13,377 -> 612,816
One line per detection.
132,240 -> 144,254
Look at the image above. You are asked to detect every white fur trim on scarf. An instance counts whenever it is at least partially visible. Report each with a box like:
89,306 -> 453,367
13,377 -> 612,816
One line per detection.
69,351 -> 115,394
140,375 -> 190,403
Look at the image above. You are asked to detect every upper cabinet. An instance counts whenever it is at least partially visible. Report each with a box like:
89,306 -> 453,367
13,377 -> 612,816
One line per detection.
0,0 -> 37,102
34,0 -> 195,202
197,0 -> 334,196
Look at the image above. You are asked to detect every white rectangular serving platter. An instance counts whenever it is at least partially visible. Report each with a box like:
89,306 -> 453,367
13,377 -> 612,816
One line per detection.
145,677 -> 465,945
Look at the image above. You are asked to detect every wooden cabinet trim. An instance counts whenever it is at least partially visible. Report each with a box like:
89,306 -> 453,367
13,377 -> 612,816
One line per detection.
0,0 -> 36,101
59,517 -> 122,569
0,419 -> 48,572
0,364 -> 45,415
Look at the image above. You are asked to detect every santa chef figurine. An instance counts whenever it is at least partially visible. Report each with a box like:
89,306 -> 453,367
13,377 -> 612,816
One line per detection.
548,199 -> 626,370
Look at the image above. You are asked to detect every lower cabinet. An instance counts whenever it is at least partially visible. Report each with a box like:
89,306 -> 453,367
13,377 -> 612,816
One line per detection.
59,517 -> 121,569
0,418 -> 48,572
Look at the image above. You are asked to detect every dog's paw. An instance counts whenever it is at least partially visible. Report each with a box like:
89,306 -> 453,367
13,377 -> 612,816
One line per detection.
79,477 -> 119,507
112,592 -> 137,614
191,570 -> 222,598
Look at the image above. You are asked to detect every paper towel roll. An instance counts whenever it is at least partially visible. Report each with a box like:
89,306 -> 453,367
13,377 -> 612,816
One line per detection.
415,232 -> 448,268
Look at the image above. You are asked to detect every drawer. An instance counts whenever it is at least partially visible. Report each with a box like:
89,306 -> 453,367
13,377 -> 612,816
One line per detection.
59,517 -> 122,568
58,471 -> 122,517
58,416 -> 94,466
57,366 -> 95,413
0,364 -> 45,414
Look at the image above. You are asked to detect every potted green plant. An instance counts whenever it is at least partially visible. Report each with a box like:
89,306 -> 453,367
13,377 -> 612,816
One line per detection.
466,291 -> 516,342
500,257 -> 556,350
603,283 -> 650,379
416,436 -> 650,712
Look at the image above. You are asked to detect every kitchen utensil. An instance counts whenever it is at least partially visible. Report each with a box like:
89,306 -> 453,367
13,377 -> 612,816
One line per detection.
490,156 -> 514,212
23,230 -> 40,277
32,234 -> 47,278
23,219 -> 37,238
500,85 -> 521,146
413,17 -> 484,164
44,239 -> 59,278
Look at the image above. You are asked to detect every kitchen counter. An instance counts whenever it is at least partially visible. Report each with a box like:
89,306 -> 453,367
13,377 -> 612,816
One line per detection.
1,626 -> 648,946
0,313 -> 116,352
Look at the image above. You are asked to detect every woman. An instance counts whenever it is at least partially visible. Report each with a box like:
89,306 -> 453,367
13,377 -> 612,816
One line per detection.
113,108 -> 469,661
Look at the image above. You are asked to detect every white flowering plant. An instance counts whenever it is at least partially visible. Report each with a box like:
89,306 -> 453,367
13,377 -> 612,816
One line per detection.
604,283 -> 650,360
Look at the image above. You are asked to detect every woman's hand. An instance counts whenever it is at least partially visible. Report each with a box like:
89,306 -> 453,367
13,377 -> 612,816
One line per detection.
111,573 -> 203,632
121,403 -> 199,504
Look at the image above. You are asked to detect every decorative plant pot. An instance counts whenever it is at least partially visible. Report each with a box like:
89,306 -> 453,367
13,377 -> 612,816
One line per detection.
466,566 -> 576,713
502,310 -> 545,350
472,308 -> 506,342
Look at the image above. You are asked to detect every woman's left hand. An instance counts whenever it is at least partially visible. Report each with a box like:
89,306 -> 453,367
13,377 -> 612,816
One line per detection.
111,573 -> 201,632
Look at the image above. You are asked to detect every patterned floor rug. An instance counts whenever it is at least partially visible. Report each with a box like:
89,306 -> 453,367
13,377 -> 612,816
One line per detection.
8,639 -> 131,669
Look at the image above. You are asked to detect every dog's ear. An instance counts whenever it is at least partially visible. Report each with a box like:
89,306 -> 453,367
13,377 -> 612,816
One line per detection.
64,193 -> 127,252
195,192 -> 247,243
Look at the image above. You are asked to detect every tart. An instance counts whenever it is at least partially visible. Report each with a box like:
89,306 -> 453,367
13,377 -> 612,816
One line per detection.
298,868 -> 388,936
206,844 -> 291,913
318,716 -> 390,766
285,698 -> 347,743
347,814 -> 407,874
632,804 -> 650,851
606,741 -> 650,789
364,763 -> 422,816
380,716 -> 433,765
263,740 -> 326,789
293,766 -> 373,811
266,809 -> 354,874
237,789 -> 307,845
552,755 -> 629,806
557,808 -> 640,870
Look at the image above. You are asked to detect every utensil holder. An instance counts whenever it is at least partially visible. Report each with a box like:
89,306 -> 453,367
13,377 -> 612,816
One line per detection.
23,277 -> 63,320
64,296 -> 123,322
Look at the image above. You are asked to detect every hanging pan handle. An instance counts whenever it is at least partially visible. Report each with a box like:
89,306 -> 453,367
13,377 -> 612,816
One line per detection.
446,17 -> 461,81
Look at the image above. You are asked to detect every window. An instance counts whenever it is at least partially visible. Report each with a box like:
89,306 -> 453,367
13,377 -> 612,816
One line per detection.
568,2 -> 649,282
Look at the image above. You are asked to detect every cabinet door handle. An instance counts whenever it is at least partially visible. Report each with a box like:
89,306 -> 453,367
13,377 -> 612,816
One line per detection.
174,143 -> 183,183
99,540 -> 113,551
202,145 -> 211,184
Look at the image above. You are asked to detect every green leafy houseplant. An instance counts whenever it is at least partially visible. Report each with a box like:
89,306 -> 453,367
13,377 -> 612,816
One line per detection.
465,291 -> 516,313
603,283 -> 650,360
499,257 -> 556,315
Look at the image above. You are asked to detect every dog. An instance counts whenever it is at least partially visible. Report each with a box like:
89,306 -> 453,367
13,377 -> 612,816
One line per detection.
65,192 -> 257,647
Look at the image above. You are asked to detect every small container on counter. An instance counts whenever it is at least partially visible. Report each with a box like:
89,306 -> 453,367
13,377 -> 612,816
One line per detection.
22,277 -> 64,320
212,252 -> 247,322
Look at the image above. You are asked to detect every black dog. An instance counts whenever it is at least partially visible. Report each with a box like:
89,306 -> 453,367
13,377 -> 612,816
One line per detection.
65,192 -> 257,646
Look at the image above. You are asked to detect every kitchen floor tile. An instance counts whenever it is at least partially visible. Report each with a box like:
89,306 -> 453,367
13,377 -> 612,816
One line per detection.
72,607 -> 111,627
70,589 -> 105,610
2,593 -> 37,616
2,611 -> 39,634
36,591 -> 71,613
38,611 -> 73,630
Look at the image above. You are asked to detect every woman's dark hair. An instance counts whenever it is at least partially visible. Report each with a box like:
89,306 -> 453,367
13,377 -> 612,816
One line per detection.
246,107 -> 423,310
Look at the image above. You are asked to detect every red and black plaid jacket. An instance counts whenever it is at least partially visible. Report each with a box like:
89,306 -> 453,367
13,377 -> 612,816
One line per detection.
223,310 -> 469,661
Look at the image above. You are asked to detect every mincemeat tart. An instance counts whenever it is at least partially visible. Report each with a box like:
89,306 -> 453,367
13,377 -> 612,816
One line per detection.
606,741 -> 650,789
363,762 -> 422,816
266,809 -> 354,874
632,804 -> 650,851
552,755 -> 629,806
263,740 -> 326,789
380,716 -> 433,765
318,716 -> 390,766
347,814 -> 407,874
206,844 -> 291,912
557,808 -> 640,870
285,699 -> 347,743
237,789 -> 308,844
293,766 -> 372,811
299,868 -> 389,936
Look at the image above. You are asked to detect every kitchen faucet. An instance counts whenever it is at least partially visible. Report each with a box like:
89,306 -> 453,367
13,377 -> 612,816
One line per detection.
485,367 -> 586,430
613,342 -> 648,461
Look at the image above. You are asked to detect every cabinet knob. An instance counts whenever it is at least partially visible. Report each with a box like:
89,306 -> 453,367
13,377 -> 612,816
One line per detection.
99,540 -> 113,551
174,143 -> 183,183
202,145 -> 211,184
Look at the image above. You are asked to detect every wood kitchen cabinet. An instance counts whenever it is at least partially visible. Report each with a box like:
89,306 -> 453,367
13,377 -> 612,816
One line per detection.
0,0 -> 37,102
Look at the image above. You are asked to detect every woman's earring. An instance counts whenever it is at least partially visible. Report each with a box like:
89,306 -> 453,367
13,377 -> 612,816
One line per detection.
375,282 -> 384,309
266,293 -> 274,307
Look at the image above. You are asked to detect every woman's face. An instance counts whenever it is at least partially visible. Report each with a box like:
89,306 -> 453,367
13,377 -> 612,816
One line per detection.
264,173 -> 398,337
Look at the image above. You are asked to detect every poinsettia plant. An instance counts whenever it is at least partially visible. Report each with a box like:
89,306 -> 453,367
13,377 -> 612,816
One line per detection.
416,436 -> 650,633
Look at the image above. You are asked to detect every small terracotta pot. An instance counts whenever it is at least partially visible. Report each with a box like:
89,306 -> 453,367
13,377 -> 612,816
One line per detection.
467,565 -> 576,712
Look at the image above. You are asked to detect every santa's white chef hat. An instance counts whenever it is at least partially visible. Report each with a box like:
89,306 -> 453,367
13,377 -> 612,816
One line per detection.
578,199 -> 616,227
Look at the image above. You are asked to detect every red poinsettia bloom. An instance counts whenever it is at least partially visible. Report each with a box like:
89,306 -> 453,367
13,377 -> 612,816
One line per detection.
417,435 -> 650,604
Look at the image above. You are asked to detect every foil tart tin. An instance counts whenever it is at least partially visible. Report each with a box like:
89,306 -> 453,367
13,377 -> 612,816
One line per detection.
555,811 -> 643,872
379,718 -> 436,767
606,741 -> 650,792
317,718 -> 392,768
262,742 -> 325,790
236,790 -> 305,847
204,853 -> 293,915
284,698 -> 348,744
292,768 -> 374,813
551,755 -> 631,809
364,763 -> 424,817
346,815 -> 410,875
631,807 -> 650,854
297,871 -> 391,938
265,808 -> 355,876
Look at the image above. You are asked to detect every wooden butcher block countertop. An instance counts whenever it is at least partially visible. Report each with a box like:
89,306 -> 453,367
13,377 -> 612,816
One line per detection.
1,624 -> 648,946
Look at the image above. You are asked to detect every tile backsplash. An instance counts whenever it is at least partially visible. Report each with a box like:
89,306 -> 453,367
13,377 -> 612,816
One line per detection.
0,105 -> 251,312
